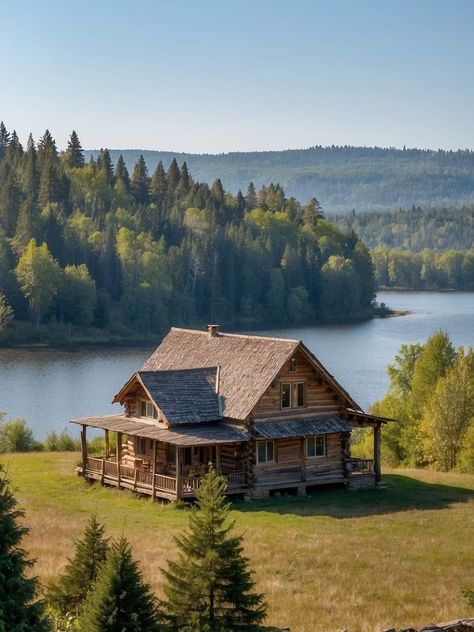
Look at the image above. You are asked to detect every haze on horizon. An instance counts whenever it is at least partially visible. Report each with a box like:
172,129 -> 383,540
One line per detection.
2,0 -> 474,153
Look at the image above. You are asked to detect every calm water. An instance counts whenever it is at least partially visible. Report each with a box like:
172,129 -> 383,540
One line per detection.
1,291 -> 473,439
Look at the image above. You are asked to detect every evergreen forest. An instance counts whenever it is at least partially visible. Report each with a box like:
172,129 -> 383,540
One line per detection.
332,207 -> 474,290
89,146 -> 474,213
0,124 -> 378,344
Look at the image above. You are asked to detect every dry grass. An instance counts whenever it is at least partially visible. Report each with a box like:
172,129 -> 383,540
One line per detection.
4,453 -> 474,632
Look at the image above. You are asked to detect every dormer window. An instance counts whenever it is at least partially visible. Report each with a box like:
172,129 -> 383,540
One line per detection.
281,382 -> 305,409
290,357 -> 297,372
140,400 -> 158,420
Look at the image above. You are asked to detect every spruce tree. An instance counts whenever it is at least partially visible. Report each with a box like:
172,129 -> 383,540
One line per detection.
0,121 -> 10,159
161,467 -> 267,631
65,130 -> 84,169
47,514 -> 109,616
114,154 -> 130,191
97,148 -> 114,185
0,464 -> 48,630
245,182 -> 257,210
78,534 -> 162,632
131,155 -> 149,205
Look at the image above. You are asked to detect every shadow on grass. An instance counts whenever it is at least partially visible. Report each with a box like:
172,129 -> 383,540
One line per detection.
231,474 -> 474,518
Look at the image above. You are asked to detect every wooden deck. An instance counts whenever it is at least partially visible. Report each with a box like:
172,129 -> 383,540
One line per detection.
82,457 -> 248,501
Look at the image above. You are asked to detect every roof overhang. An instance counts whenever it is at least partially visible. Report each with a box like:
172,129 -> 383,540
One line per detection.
343,410 -> 395,427
253,417 -> 352,440
70,415 -> 249,446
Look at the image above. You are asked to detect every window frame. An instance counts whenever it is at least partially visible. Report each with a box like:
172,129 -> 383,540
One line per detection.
256,440 -> 275,465
280,381 -> 306,409
305,435 -> 326,459
139,399 -> 158,420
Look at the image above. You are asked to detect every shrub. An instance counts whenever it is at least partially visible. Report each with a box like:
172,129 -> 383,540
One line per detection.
44,429 -> 81,452
0,416 -> 34,453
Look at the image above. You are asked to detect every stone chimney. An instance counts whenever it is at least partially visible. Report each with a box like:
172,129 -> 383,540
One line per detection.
207,324 -> 219,338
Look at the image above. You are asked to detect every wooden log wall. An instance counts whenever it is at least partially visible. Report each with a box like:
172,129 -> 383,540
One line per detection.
251,350 -> 341,420
254,433 -> 344,487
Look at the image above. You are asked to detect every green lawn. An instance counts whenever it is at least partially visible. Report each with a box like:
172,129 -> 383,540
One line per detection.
4,452 -> 474,632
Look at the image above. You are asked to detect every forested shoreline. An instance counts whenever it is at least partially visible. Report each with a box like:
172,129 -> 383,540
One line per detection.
0,124 -> 379,346
331,207 -> 474,290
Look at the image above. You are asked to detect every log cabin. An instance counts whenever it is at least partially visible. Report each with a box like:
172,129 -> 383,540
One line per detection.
70,325 -> 391,501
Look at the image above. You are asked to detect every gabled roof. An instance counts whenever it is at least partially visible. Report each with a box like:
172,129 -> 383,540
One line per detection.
113,367 -> 222,425
141,327 -> 361,421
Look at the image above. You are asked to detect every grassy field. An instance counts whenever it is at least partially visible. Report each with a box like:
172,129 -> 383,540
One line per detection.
4,452 -> 474,632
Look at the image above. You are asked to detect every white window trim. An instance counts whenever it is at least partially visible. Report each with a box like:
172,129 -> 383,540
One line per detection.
256,440 -> 275,465
139,399 -> 158,420
305,435 -> 326,459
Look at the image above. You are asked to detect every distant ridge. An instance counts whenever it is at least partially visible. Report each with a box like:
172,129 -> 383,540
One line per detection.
86,145 -> 474,213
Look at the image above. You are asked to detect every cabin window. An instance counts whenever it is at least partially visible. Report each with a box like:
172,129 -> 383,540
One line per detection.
306,435 -> 326,458
281,382 -> 305,409
281,383 -> 291,408
140,400 -> 158,420
167,444 -> 176,464
289,357 -> 297,372
257,440 -> 274,464
137,437 -> 147,455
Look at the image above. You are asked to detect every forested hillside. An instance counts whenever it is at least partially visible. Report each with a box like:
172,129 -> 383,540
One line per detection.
88,146 -> 474,212
0,124 -> 377,344
333,206 -> 474,251
331,207 -> 474,290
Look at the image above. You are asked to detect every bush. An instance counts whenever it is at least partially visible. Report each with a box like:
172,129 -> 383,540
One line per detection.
87,433 -> 116,456
0,417 -> 34,453
457,422 -> 474,473
44,430 -> 80,452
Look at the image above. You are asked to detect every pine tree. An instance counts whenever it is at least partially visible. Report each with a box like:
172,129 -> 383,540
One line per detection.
302,197 -> 324,227
114,154 -> 130,191
167,158 -> 180,199
245,182 -> 257,211
78,534 -> 162,631
96,148 -> 114,185
131,155 -> 149,205
162,467 -> 267,631
0,464 -> 48,630
0,121 -> 10,159
47,514 -> 109,616
65,130 -> 84,168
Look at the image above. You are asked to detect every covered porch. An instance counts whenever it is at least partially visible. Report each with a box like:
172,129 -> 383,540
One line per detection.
71,414 -> 250,501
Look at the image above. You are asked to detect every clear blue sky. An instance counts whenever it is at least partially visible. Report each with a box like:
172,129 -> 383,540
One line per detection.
2,0 -> 474,152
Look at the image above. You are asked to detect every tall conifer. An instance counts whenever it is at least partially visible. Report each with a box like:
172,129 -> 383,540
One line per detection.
0,464 -> 48,630
131,155 -> 149,204
65,130 -> 84,168
114,154 -> 130,191
161,467 -> 267,631
78,535 -> 162,631
47,514 -> 109,616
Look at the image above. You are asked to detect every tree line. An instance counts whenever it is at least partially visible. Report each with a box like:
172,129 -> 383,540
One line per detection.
0,123 -> 378,343
371,246 -> 474,290
352,331 -> 474,473
91,145 -> 474,213
1,465 -> 267,631
332,206 -> 474,252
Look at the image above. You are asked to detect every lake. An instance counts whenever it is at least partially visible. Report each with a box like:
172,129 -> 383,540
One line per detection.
1,291 -> 473,439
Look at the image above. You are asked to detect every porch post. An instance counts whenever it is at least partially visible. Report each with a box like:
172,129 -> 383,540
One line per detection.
374,423 -> 382,483
81,425 -> 87,474
151,440 -> 157,500
105,429 -> 109,458
300,437 -> 306,481
176,447 -> 182,499
216,444 -> 222,475
117,432 -> 122,488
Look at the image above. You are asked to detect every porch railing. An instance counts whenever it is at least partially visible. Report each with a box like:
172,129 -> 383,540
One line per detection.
85,457 -> 247,495
85,457 -> 177,494
346,457 -> 374,474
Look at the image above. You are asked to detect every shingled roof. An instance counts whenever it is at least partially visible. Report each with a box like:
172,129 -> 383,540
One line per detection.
113,367 -> 221,425
142,327 -> 299,421
141,326 -> 361,421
